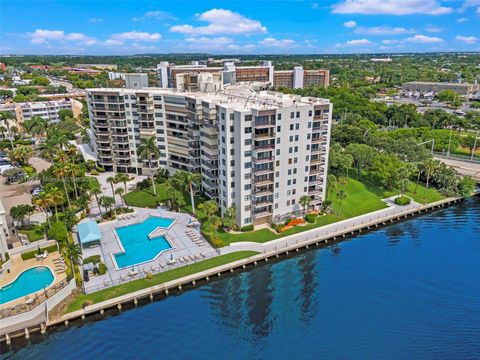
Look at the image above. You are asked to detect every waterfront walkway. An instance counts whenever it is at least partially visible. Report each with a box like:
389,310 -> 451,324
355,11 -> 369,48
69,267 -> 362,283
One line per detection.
219,196 -> 423,254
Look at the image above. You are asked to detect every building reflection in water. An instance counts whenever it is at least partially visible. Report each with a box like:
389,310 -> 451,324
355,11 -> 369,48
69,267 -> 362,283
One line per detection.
204,250 -> 320,342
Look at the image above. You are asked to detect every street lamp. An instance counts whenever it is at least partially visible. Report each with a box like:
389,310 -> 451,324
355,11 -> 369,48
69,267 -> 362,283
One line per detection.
417,139 -> 435,154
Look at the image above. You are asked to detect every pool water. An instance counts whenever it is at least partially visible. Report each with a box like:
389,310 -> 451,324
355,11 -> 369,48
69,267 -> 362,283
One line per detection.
0,266 -> 54,305
114,216 -> 174,269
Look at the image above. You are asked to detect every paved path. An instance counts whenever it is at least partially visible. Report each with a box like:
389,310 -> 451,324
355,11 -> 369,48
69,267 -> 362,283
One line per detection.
220,196 -> 423,254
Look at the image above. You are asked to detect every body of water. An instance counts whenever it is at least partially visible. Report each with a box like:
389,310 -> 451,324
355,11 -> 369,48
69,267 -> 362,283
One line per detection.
4,199 -> 480,359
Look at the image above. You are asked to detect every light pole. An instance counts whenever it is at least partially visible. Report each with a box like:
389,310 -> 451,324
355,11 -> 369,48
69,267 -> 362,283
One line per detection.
447,129 -> 453,157
471,130 -> 479,161
417,139 -> 435,154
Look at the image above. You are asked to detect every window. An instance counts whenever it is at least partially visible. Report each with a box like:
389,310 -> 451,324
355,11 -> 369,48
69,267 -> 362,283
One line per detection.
290,124 -> 294,131
231,182 -> 235,188
230,125 -> 234,132
221,125 -> 225,131
245,139 -> 252,146
245,205 -> 251,211
287,180 -> 292,186
277,138 -> 281,144
245,173 -> 251,180
287,190 -> 291,195
295,123 -> 300,130
295,135 -> 299,141
245,115 -> 252,121
245,184 -> 252,191
275,182 -> 279,188
230,114 -> 235,120
244,218 -> 251,224
289,147 -> 293,154
222,136 -> 225,143
244,150 -> 252,157
296,111 -> 300,118
277,113 -> 282,120
153,96 -> 162,101
308,122 -> 312,129
305,166 -> 309,172
276,149 -> 280,156
277,126 -> 281,132
286,200 -> 291,206
245,195 -> 251,201
292,199 -> 296,205
290,112 -> 294,119
288,169 -> 292,175
289,136 -> 293,142
288,158 -> 293,165
221,113 -> 225,120
294,146 -> 298,152
244,162 -> 252,169
245,127 -> 252,134
308,110 -> 312,117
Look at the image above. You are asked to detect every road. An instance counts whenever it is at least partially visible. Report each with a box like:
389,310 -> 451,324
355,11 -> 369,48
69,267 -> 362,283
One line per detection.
435,157 -> 480,182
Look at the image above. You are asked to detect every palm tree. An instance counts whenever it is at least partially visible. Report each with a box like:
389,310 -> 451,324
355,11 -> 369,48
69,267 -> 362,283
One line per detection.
33,192 -> 54,227
8,145 -> 33,165
327,174 -> 337,200
10,205 -> 28,228
88,181 -> 103,216
222,204 -> 237,229
24,116 -> 48,138
52,163 -> 72,208
173,170 -> 202,214
198,200 -> 218,218
137,136 -> 160,195
99,196 -> 115,214
48,186 -> 65,220
115,187 -> 125,207
336,189 -> 347,216
423,159 -> 437,191
24,205 -> 36,228
0,111 -> 15,148
114,173 -> 130,195
66,162 -> 82,199
62,241 -> 82,285
0,125 -> 6,139
106,176 -> 117,206
299,195 -> 311,213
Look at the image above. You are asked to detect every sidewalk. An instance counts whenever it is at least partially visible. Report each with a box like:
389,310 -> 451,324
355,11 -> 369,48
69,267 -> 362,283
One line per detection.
220,196 -> 424,254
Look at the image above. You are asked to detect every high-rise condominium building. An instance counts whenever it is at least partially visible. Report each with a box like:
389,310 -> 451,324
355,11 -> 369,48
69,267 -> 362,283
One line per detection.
87,84 -> 332,227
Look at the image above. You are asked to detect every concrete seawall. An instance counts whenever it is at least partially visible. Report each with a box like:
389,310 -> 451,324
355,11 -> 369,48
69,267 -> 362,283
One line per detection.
0,196 -> 474,348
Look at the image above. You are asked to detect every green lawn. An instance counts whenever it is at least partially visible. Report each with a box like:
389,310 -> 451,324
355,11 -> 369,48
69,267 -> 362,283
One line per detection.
124,183 -> 209,221
216,177 -> 445,246
66,251 -> 258,313
18,226 -> 45,242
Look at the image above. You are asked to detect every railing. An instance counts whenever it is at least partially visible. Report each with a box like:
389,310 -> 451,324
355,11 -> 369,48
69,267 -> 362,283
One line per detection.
0,279 -> 71,319
433,151 -> 480,164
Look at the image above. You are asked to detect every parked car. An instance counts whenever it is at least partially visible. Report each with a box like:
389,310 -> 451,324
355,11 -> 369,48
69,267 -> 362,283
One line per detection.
30,186 -> 42,196
0,151 -> 6,158
0,159 -> 11,166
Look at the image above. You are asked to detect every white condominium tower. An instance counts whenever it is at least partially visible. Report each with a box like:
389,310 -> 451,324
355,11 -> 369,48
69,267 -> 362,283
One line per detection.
87,84 -> 332,228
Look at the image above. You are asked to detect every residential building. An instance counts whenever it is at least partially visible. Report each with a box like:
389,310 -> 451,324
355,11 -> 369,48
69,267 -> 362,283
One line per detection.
125,73 -> 149,90
157,61 -> 329,90
87,84 -> 332,227
0,99 -> 83,124
402,81 -> 480,96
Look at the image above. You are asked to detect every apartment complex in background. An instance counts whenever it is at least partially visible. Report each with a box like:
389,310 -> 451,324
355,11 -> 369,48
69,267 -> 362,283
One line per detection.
87,84 -> 332,227
157,61 -> 329,90
402,81 -> 480,96
0,99 -> 83,125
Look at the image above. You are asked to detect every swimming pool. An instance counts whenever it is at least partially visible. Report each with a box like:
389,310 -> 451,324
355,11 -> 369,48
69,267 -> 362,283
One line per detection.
0,266 -> 54,305
113,216 -> 175,269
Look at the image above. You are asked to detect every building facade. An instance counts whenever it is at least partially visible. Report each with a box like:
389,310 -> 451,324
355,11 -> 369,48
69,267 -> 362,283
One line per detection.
157,61 -> 329,90
402,81 -> 479,96
0,198 -> 9,261
87,85 -> 332,227
7,99 -> 83,124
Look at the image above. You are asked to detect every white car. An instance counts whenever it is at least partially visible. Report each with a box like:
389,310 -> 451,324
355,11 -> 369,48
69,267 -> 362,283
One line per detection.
0,164 -> 15,175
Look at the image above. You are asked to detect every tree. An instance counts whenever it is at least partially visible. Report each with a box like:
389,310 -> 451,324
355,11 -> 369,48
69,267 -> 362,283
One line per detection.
47,186 -> 65,220
209,215 -> 222,235
326,174 -> 337,200
88,181 -> 103,216
336,189 -> 347,216
8,145 -> 33,165
0,111 -> 15,148
62,240 -> 82,284
423,159 -> 437,191
58,109 -> 74,121
115,187 -> 125,207
299,195 -> 311,213
222,204 -> 237,229
398,178 -> 410,198
24,116 -> 48,138
99,196 -> 115,213
198,200 -> 218,218
52,162 -> 72,208
173,170 -> 201,215
10,205 -> 28,228
137,137 -> 160,195
33,192 -> 54,227
106,176 -> 118,206
346,143 -> 376,179
437,89 -> 457,103
65,162 -> 82,199
457,176 -> 476,198
462,135 -> 477,157
114,173 -> 130,195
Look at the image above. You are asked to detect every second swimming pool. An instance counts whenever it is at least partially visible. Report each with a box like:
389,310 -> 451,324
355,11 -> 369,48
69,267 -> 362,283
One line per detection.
113,216 -> 174,269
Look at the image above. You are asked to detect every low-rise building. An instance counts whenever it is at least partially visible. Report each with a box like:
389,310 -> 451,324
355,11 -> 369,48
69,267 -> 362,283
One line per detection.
402,81 -> 479,96
0,99 -> 83,124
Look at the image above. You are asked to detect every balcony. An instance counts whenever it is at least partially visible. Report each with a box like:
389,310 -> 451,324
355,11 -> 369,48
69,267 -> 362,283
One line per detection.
253,178 -> 274,186
111,137 -> 129,144
253,210 -> 272,219
254,120 -> 275,128
139,128 -> 156,137
309,167 -> 324,175
201,159 -> 217,171
202,178 -> 218,190
254,143 -> 275,151
254,167 -> 274,176
253,187 -> 274,197
202,169 -> 217,180
253,156 -> 274,164
253,132 -> 275,140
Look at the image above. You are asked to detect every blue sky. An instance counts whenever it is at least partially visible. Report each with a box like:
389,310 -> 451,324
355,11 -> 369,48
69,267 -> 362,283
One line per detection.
1,0 -> 479,55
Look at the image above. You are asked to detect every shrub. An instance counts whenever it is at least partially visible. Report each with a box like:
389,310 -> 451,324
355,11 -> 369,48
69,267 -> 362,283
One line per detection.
305,213 -> 316,223
394,196 -> 411,206
48,221 -> 68,243
90,169 -> 99,175
21,244 -> 58,260
83,255 -> 101,264
98,262 -> 107,275
240,225 -> 254,232
201,231 -> 224,248
96,166 -> 105,173
136,178 -> 151,190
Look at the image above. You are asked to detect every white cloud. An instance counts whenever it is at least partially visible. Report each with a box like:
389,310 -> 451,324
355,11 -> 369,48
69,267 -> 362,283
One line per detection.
110,31 -> 161,42
354,26 -> 416,35
132,10 -> 176,22
426,26 -> 445,33
88,18 -> 103,24
457,17 -> 469,23
456,35 -> 477,44
28,29 -> 97,45
462,0 -> 480,7
344,21 -> 357,28
103,39 -> 124,46
336,38 -> 373,47
404,34 -> 443,43
331,0 -> 453,15
170,9 -> 267,35
259,37 -> 295,47
382,39 -> 400,44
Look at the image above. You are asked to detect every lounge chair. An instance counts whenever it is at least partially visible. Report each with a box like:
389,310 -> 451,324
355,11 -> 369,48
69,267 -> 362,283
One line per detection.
189,255 -> 195,261
150,265 -> 156,272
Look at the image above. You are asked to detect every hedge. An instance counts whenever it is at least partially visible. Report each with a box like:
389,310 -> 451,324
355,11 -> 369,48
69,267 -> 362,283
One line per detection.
241,225 -> 254,232
83,255 -> 101,264
48,221 -> 68,243
394,196 -> 411,206
21,244 -> 58,260
98,262 -> 107,275
305,213 -> 316,223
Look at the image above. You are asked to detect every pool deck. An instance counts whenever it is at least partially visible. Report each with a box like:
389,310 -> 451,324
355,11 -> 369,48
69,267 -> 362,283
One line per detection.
81,207 -> 216,294
0,252 -> 67,310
